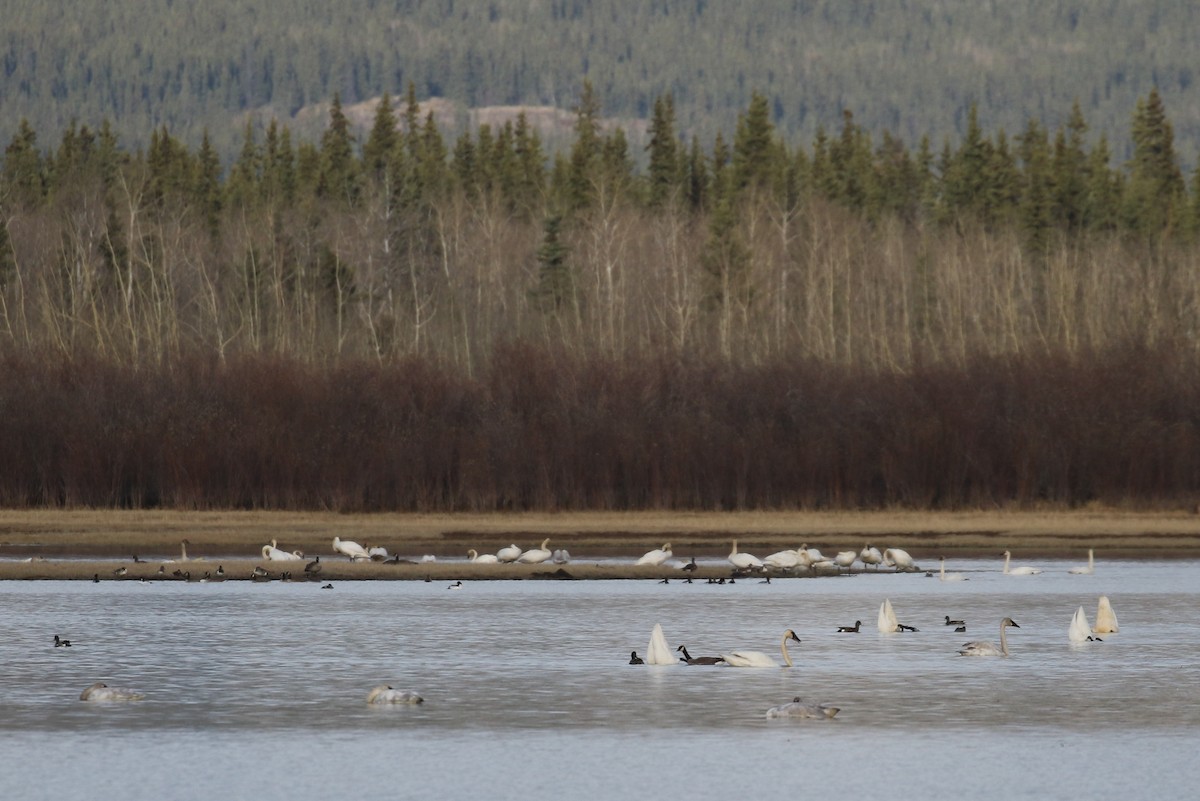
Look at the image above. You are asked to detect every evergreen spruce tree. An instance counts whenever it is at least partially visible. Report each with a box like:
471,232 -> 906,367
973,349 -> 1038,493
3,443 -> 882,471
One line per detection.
1082,134 -> 1120,232
1124,88 -> 1185,235
195,130 -> 223,236
731,91 -> 775,193
1052,100 -> 1090,232
318,93 -> 360,205
363,93 -> 399,185
646,93 -> 681,208
531,213 -> 574,314
3,119 -> 46,207
567,79 -> 602,211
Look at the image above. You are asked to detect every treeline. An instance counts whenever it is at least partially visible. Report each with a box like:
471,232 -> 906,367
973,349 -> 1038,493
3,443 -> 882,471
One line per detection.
1,343 -> 1197,510
2,86 -> 1199,369
3,1 -> 1200,165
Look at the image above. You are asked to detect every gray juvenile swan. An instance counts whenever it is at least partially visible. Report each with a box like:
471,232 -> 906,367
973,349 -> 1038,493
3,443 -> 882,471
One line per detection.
80,682 -> 145,701
366,685 -> 423,704
765,696 -> 840,720
958,617 -> 1020,656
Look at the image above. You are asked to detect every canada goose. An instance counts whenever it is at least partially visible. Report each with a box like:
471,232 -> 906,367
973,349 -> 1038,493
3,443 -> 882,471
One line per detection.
251,565 -> 270,577
860,544 -> 884,569
722,629 -> 801,668
958,617 -> 1020,656
215,565 -> 225,578
954,625 -> 967,633
79,682 -> 144,701
765,696 -> 840,720
92,574 -> 100,583
303,556 -> 321,575
1002,551 -> 1042,576
836,621 -> 861,633
132,555 -> 142,563
467,549 -> 499,564
332,537 -> 370,561
636,543 -> 673,566
727,540 -> 764,571
682,557 -> 698,572
629,651 -> 644,665
516,538 -> 553,564
366,685 -> 423,704
1069,549 -> 1096,575
676,645 -> 725,665
945,616 -> 966,626
54,635 -> 72,647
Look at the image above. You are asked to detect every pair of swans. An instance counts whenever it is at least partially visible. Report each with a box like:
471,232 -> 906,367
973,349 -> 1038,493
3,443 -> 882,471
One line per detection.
958,617 -> 1020,656
636,543 -> 673,566
366,685 -> 423,704
1002,550 -> 1042,575
765,697 -> 840,720
1068,549 -> 1096,575
262,540 -> 304,561
80,682 -> 144,701
1069,606 -> 1104,643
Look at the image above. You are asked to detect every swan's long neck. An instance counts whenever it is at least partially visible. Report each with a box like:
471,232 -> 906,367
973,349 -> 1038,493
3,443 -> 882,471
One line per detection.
468,549 -> 477,559
540,538 -> 550,550
780,633 -> 794,667
730,539 -> 738,557
1003,552 -> 1010,574
940,559 -> 945,579
999,621 -> 1010,656
181,541 -> 189,561
1088,549 -> 1094,568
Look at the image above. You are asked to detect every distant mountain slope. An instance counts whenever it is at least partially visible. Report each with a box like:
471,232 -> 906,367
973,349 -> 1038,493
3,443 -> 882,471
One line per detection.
2,0 -> 1197,164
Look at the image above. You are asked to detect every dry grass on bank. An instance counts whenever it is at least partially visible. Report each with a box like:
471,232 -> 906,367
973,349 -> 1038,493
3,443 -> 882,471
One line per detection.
1,509 -> 1199,581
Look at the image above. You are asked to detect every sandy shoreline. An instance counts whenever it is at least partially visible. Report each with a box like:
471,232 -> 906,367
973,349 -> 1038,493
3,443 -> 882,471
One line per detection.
2,508 -> 1199,580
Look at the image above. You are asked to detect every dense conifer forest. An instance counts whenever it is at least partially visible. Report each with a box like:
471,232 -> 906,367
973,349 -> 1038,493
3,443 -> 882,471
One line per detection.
4,29 -> 1200,511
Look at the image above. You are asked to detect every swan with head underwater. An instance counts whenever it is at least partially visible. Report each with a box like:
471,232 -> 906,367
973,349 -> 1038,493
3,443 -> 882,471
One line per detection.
1093,595 -> 1119,633
366,685 -> 424,704
1068,549 -> 1095,575
722,629 -> 801,667
765,696 -> 840,720
333,536 -> 371,561
80,682 -> 145,701
1002,550 -> 1042,575
958,617 -> 1020,656
1069,606 -> 1102,643
644,623 -> 677,665
636,543 -> 673,566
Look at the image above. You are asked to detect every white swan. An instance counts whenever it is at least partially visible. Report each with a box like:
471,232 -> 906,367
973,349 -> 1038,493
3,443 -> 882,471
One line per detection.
366,545 -> 389,561
1068,606 -> 1099,643
1094,596 -> 1119,633
877,598 -> 899,633
80,682 -> 145,701
1068,549 -> 1095,575
552,549 -> 571,564
958,617 -> 1020,656
366,684 -> 424,704
762,549 -> 802,570
645,623 -> 677,665
860,544 -> 884,570
636,543 -> 673,566
833,551 -> 858,572
467,549 -> 499,564
164,538 -> 204,563
516,538 -> 552,564
722,629 -> 801,668
1002,550 -> 1042,575
262,542 -> 304,561
727,539 -> 764,571
765,696 -> 840,720
939,556 -> 967,582
496,544 -> 523,563
884,547 -> 916,571
332,537 -> 370,561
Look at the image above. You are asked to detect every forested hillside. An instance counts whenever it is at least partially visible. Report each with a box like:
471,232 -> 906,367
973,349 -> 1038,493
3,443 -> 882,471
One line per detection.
2,0 -> 1199,166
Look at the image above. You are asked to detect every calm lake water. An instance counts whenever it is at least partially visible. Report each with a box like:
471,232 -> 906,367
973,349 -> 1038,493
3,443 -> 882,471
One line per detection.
2,556 -> 1199,800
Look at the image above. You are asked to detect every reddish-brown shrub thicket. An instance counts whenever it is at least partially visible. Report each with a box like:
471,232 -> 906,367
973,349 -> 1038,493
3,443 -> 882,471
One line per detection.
1,342 -> 1198,511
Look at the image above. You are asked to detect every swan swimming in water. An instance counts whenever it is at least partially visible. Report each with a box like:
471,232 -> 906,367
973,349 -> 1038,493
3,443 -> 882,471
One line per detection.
1002,550 -> 1042,575
958,617 -> 1020,656
727,540 -> 764,571
722,629 -> 801,668
939,557 -> 967,581
877,598 -> 899,633
1093,596 -> 1119,633
467,549 -> 499,564
516,538 -> 553,564
80,682 -> 145,701
645,623 -> 677,665
765,696 -> 840,720
496,544 -> 523,563
332,537 -> 370,561
636,543 -> 673,566
366,685 -> 424,704
1068,549 -> 1095,575
1069,606 -> 1101,643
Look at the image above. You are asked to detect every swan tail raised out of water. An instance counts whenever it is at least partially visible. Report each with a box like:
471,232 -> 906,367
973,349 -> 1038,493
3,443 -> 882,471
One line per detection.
1093,596 -> 1119,633
1069,606 -> 1095,643
645,623 -> 677,665
877,598 -> 898,633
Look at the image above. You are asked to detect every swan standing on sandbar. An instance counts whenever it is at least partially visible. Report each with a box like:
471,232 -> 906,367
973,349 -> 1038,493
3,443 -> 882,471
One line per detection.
1094,596 -> 1119,633
727,540 -> 764,571
496,544 -> 522,563
860,544 -> 884,570
765,696 -> 840,720
262,541 -> 304,561
636,543 -> 673,566
1002,550 -> 1042,575
80,682 -> 145,701
833,551 -> 858,573
722,629 -> 801,668
884,548 -> 916,572
516,538 -> 552,564
939,557 -> 967,582
333,537 -> 370,561
1068,549 -> 1095,575
645,623 -> 677,665
366,685 -> 423,704
877,598 -> 899,633
1069,606 -> 1101,643
763,549 -> 802,570
467,549 -> 499,564
958,617 -> 1020,656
